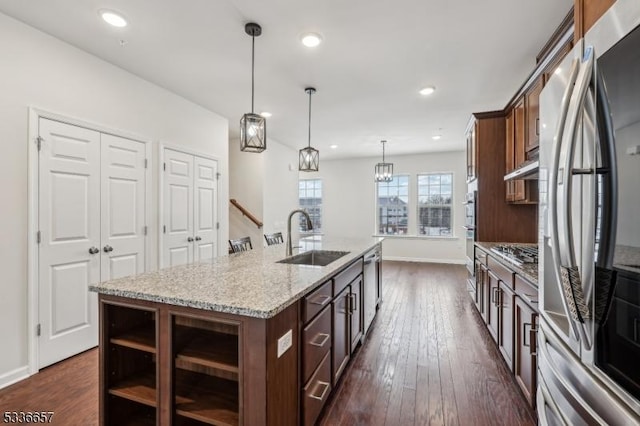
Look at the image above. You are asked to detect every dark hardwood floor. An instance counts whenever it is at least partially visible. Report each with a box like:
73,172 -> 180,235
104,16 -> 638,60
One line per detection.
319,261 -> 535,426
0,261 -> 535,426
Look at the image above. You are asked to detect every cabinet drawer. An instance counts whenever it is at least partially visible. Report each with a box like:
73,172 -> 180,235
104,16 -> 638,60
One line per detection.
487,256 -> 515,288
475,246 -> 488,265
334,258 -> 363,295
303,352 -> 332,426
515,275 -> 538,310
302,305 -> 332,384
304,280 -> 333,323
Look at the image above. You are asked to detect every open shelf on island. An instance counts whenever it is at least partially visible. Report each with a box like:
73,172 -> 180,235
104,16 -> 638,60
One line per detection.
110,325 -> 156,353
108,371 -> 157,407
175,326 -> 239,374
107,394 -> 156,426
175,369 -> 239,426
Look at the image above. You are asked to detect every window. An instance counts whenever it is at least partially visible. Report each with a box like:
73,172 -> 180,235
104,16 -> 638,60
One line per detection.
377,175 -> 409,235
417,173 -> 453,236
299,179 -> 322,233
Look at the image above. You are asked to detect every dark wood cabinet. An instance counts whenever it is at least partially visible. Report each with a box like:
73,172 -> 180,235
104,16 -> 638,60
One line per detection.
332,286 -> 351,385
466,121 -> 477,182
515,295 -> 538,407
485,270 -> 500,342
525,78 -> 543,152
575,0 -> 615,42
467,112 -> 537,243
498,281 -> 515,371
505,110 -> 515,202
350,275 -> 363,353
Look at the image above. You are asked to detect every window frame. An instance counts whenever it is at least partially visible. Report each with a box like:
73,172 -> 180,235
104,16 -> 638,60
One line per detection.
416,172 -> 454,237
298,178 -> 323,234
375,174 -> 410,236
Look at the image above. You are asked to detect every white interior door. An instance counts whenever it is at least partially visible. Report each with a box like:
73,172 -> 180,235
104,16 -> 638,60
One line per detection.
101,134 -> 146,280
193,156 -> 218,261
38,118 -> 100,368
163,149 -> 194,267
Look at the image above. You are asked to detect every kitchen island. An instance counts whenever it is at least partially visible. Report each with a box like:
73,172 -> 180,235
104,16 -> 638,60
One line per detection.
90,236 -> 382,426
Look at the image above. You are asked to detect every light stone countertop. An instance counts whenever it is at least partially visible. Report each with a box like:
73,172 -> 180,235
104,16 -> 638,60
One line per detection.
90,236 -> 383,319
475,242 -> 538,285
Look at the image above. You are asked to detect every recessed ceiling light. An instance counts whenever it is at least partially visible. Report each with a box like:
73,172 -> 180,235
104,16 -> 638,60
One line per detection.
301,33 -> 323,47
419,86 -> 436,96
432,135 -> 441,140
100,10 -> 127,27
330,144 -> 338,149
259,112 -> 272,118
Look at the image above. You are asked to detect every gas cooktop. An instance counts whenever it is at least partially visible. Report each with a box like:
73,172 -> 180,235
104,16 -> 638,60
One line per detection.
490,244 -> 538,267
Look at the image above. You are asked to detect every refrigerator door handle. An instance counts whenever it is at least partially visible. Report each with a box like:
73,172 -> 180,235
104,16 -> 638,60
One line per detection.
556,47 -> 595,328
548,56 -> 581,338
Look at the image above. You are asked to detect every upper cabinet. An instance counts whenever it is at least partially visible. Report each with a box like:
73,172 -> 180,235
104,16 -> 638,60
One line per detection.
525,78 -> 543,153
574,0 -> 616,42
466,121 -> 477,182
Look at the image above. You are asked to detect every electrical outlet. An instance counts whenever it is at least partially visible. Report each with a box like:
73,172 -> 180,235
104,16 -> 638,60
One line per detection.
277,329 -> 293,358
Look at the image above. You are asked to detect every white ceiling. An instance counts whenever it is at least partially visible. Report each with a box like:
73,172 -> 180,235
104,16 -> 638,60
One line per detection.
0,0 -> 572,160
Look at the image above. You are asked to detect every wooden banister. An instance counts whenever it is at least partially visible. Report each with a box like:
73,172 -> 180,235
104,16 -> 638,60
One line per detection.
230,199 -> 263,228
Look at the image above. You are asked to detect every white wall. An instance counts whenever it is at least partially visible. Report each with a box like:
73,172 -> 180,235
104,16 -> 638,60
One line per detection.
307,151 -> 467,263
228,138 -> 299,249
0,13 -> 229,387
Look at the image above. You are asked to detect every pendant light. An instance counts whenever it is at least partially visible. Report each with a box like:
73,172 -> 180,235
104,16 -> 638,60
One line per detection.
299,87 -> 319,172
240,22 -> 266,153
374,140 -> 393,182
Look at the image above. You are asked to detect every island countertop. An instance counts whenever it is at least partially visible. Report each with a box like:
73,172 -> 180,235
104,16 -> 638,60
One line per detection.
90,236 -> 382,319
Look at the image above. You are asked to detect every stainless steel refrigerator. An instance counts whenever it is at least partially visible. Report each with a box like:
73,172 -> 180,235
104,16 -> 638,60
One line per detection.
538,0 -> 640,423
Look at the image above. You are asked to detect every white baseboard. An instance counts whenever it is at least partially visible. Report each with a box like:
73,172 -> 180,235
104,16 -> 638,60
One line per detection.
382,256 -> 466,265
0,365 -> 30,390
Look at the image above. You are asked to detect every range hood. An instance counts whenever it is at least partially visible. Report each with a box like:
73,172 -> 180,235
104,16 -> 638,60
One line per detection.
504,160 -> 539,181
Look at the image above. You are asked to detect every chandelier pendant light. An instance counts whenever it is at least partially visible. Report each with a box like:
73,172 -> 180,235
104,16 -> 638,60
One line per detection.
240,22 -> 266,153
299,87 -> 320,172
374,140 -> 393,182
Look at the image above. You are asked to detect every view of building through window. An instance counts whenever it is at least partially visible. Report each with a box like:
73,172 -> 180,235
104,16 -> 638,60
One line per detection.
376,175 -> 409,235
418,173 -> 453,236
298,179 -> 322,233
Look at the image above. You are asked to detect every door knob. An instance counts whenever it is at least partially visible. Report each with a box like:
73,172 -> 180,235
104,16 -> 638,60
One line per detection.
103,245 -> 113,253
195,236 -> 202,241
88,247 -> 99,255
187,237 -> 194,242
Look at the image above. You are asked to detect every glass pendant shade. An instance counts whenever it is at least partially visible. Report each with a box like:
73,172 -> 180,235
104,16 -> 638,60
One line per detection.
374,140 -> 393,182
240,22 -> 266,153
240,113 -> 266,152
299,87 -> 319,172
299,146 -> 320,172
374,162 -> 393,182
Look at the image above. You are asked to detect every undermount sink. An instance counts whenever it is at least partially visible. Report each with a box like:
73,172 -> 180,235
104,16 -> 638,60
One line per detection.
277,250 -> 350,267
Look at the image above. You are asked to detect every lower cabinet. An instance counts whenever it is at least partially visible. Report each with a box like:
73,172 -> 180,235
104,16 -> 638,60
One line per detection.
515,295 -> 538,406
498,282 -> 515,370
486,270 -> 500,342
332,286 -> 351,385
302,305 -> 332,426
302,353 -> 332,426
350,275 -> 363,353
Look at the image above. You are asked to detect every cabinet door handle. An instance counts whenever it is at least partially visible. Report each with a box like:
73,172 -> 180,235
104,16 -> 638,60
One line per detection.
103,245 -> 113,253
633,318 -> 639,343
309,295 -> 331,306
308,380 -> 330,401
309,333 -> 330,348
350,294 -> 358,312
535,118 -> 540,136
195,236 -> 202,241
88,247 -> 99,255
524,322 -> 538,355
187,237 -> 194,242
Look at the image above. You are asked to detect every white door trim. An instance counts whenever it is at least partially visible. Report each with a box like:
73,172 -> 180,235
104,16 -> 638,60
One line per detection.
27,107 -> 153,376
158,142 -> 221,269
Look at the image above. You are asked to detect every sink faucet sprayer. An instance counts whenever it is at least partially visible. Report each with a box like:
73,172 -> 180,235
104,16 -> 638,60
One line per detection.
286,209 -> 313,256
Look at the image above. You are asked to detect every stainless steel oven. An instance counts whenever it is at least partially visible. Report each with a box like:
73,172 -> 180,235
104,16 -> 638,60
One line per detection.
463,191 -> 476,298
